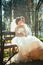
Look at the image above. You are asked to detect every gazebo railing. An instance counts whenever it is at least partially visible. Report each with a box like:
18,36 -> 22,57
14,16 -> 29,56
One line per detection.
0,31 -> 18,65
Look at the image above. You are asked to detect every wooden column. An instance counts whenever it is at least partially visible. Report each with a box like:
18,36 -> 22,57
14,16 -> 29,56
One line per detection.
0,0 -> 4,65
35,10 -> 38,37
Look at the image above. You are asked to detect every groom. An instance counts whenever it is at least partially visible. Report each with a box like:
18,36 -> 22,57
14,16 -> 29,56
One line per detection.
10,16 -> 32,35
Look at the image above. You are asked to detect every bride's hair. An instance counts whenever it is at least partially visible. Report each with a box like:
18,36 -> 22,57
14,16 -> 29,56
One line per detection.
20,16 -> 25,23
20,16 -> 25,19
16,17 -> 21,25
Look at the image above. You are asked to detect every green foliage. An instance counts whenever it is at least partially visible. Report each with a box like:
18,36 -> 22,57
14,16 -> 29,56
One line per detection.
39,37 -> 43,41
4,51 -> 9,57
2,22 -> 6,30
2,0 -> 11,18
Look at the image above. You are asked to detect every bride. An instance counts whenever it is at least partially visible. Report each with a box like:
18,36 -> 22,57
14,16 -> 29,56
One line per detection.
11,17 -> 43,63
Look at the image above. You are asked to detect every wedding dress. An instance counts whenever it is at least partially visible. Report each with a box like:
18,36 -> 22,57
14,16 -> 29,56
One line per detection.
11,26 -> 43,63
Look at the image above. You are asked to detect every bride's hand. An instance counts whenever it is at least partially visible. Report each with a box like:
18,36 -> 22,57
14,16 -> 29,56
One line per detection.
15,32 -> 26,36
20,32 -> 27,37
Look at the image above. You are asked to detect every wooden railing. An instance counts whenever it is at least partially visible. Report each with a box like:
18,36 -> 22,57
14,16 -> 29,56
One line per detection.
0,31 -> 18,65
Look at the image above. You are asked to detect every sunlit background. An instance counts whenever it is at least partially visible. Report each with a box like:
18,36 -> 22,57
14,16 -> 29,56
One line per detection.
2,0 -> 43,38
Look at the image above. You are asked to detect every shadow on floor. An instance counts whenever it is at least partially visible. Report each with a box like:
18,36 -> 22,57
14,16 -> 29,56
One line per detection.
8,60 -> 43,65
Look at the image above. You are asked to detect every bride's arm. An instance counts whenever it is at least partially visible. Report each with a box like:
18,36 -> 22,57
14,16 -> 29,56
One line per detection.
15,27 -> 18,36
15,26 -> 23,36
21,25 -> 27,36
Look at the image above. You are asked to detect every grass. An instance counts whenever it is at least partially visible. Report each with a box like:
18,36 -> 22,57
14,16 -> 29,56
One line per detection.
39,38 -> 43,40
39,37 -> 43,42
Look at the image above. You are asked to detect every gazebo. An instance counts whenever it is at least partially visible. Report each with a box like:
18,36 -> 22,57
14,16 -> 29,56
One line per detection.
0,0 -> 43,65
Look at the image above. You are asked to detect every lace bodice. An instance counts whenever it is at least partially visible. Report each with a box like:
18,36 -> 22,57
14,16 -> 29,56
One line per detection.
17,27 -> 25,33
15,25 -> 26,36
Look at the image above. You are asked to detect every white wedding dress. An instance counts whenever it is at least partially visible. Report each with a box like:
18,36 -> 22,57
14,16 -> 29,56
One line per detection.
11,27 -> 43,63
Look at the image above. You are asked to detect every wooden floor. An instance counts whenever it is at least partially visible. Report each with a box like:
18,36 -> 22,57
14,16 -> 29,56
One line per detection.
8,60 -> 43,65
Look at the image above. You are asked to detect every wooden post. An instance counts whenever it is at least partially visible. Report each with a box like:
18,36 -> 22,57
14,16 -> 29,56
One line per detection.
0,0 -> 4,65
35,10 -> 38,37
11,0 -> 14,22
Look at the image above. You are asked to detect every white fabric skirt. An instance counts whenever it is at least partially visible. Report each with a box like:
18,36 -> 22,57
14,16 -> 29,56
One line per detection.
11,35 -> 43,63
